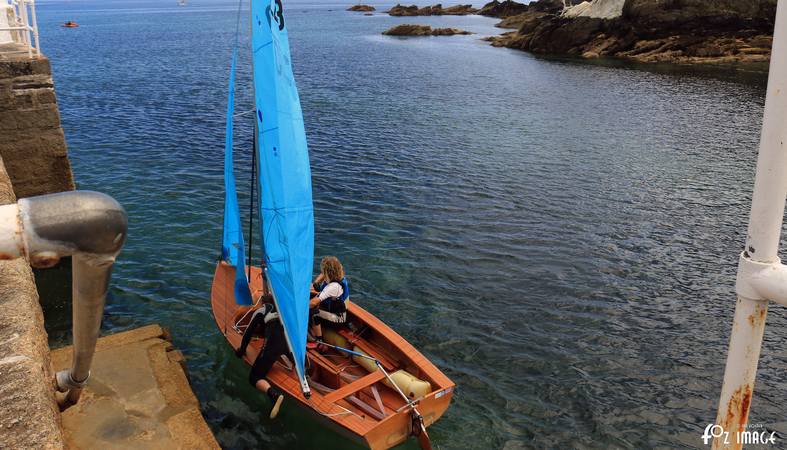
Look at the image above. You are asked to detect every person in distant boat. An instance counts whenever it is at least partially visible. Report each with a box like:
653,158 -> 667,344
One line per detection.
309,256 -> 350,344
235,298 -> 287,419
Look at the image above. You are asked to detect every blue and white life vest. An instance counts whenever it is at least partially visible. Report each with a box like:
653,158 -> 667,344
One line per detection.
318,277 -> 349,303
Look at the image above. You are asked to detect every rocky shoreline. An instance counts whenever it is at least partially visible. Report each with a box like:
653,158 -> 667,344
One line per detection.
484,0 -> 774,64
387,3 -> 477,16
383,24 -> 473,35
376,0 -> 776,65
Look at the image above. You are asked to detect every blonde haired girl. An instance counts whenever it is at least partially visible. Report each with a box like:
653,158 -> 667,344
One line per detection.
309,256 -> 350,347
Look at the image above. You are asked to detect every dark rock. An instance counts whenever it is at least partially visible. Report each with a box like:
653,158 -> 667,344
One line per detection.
495,11 -> 549,29
527,0 -> 564,14
387,3 -> 478,16
347,4 -> 375,11
387,4 -> 419,15
442,4 -> 477,14
531,17 -> 605,54
623,0 -> 776,32
382,24 -> 473,35
478,0 -> 528,18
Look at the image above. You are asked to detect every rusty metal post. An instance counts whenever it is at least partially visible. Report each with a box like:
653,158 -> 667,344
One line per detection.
713,0 -> 787,448
712,299 -> 768,449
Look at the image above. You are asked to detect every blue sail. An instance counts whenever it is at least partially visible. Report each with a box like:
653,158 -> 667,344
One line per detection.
221,31 -> 252,306
252,0 -> 314,395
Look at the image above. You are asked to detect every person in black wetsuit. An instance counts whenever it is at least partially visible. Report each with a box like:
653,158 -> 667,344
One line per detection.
235,299 -> 288,419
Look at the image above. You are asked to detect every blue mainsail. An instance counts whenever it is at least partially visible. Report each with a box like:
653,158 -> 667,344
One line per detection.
221,12 -> 252,307
252,0 -> 314,396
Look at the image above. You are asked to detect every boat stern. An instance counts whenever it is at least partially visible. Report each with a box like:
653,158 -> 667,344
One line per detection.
362,384 -> 455,450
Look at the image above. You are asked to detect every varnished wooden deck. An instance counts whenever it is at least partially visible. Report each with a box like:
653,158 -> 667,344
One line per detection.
211,261 -> 454,450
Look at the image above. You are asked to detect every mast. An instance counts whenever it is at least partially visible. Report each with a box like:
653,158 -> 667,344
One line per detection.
252,120 -> 269,296
713,1 -> 787,448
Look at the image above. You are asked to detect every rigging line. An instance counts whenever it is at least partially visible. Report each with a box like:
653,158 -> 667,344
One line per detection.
231,0 -> 242,46
233,109 -> 256,118
234,294 -> 262,331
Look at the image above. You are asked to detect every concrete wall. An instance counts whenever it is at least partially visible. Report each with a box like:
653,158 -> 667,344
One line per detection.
0,54 -> 75,199
0,156 -> 65,449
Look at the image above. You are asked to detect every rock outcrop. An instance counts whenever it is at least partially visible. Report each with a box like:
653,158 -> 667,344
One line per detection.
478,0 -> 529,18
382,24 -> 473,35
482,0 -> 563,29
387,3 -> 478,16
486,0 -> 776,64
496,12 -> 547,29
347,4 -> 375,11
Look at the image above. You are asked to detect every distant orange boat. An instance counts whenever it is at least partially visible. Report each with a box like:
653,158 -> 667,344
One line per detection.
62,21 -> 78,28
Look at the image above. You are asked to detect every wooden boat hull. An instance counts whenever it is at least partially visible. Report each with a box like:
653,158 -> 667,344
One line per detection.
211,261 -> 454,450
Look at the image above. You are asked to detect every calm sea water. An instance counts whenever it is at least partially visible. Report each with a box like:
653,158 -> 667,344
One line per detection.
34,0 -> 783,448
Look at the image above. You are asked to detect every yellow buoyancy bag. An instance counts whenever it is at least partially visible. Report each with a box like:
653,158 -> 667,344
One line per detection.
323,328 -> 349,349
385,370 -> 432,400
351,347 -> 432,400
352,346 -> 378,373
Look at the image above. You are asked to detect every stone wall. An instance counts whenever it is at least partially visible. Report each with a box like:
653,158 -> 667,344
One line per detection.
0,53 -> 75,199
0,156 -> 65,449
0,49 -> 73,449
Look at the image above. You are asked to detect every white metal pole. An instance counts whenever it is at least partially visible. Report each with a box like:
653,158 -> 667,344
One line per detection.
28,0 -> 39,57
712,299 -> 768,450
713,1 -> 787,448
746,9 -> 787,264
17,0 -> 30,58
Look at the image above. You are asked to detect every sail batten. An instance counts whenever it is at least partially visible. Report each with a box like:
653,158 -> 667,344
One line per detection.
252,0 -> 314,396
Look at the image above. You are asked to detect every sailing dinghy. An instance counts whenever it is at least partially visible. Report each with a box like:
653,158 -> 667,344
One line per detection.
210,0 -> 455,448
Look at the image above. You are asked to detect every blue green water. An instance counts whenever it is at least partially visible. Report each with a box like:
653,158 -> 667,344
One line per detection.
35,0 -> 781,448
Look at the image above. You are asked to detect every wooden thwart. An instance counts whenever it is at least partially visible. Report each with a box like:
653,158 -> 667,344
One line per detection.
324,371 -> 385,403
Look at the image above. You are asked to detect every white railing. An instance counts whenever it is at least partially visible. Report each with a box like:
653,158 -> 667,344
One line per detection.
713,0 -> 787,448
0,0 -> 40,58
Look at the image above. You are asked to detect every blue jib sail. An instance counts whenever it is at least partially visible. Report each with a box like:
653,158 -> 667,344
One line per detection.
252,0 -> 314,396
221,24 -> 252,307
